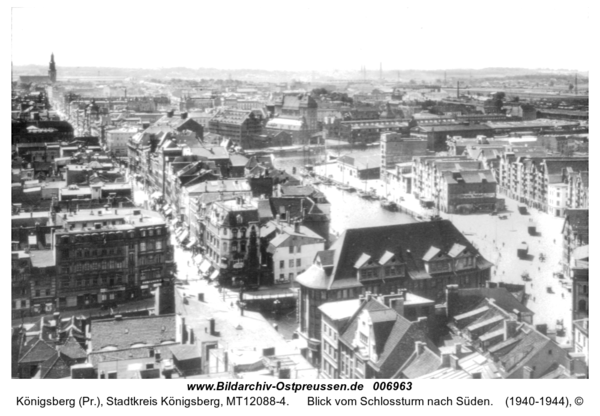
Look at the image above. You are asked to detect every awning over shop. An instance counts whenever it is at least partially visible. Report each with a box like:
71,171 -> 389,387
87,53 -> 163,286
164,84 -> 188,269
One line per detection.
209,270 -> 220,281
199,259 -> 212,274
186,238 -> 197,249
178,230 -> 189,242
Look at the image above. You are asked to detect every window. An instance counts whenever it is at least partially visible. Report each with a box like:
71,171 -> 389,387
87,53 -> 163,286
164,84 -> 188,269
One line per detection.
289,246 -> 294,254
296,259 -> 301,267
289,273 -> 294,281
279,274 -> 285,281
297,245 -> 301,253
289,260 -> 294,268
280,260 -> 285,269
140,242 -> 146,252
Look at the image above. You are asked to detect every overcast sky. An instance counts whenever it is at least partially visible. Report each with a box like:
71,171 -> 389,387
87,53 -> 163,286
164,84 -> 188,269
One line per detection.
10,0 -> 592,72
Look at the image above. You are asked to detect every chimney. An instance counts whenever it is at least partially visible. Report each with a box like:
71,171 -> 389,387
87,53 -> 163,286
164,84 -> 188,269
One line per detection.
294,221 -> 301,234
503,319 -> 518,341
441,351 -> 451,367
415,341 -> 425,357
358,295 -> 366,305
512,309 -> 522,322
209,318 -> 216,335
114,315 -> 122,321
365,291 -> 372,301
472,372 -> 482,379
198,293 -> 205,302
450,354 -> 459,370
445,284 -> 459,318
522,366 -> 534,379
286,211 -> 291,225
390,298 -> 404,317
181,112 -> 188,120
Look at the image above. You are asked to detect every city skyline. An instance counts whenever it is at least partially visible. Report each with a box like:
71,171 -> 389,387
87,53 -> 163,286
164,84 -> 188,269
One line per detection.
10,0 -> 592,72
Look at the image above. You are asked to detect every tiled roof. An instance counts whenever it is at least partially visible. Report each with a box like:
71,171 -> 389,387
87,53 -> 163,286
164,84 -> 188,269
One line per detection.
90,315 -> 176,352
36,352 -> 72,379
19,339 -> 57,364
58,336 -> 87,360
397,347 -> 442,379
297,221 -> 490,291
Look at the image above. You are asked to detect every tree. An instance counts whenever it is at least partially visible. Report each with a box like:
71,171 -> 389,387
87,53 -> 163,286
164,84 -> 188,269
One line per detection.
493,91 -> 506,101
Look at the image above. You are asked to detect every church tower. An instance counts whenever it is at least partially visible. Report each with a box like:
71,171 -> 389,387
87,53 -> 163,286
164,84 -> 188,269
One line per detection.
48,53 -> 57,83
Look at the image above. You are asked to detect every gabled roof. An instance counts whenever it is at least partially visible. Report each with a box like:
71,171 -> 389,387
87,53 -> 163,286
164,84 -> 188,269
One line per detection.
296,220 -> 489,292
19,339 -> 57,364
35,352 -> 72,379
397,346 -> 442,379
58,336 -> 87,361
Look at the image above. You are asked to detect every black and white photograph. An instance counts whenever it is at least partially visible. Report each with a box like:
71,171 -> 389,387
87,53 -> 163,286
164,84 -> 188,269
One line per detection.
9,0 -> 591,387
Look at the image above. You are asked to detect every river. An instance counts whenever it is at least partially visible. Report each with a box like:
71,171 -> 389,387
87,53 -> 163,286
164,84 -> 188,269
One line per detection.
272,147 -> 416,236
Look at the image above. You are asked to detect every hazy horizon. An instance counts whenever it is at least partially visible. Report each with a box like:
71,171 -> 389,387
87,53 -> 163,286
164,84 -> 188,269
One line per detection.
11,0 -> 591,72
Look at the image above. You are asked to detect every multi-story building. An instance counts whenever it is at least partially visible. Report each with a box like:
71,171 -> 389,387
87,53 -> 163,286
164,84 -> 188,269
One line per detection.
566,170 -> 589,209
318,292 -> 435,378
52,208 -> 174,308
447,286 -> 576,379
572,318 -> 589,368
106,127 -> 138,157
265,117 -> 308,145
562,208 -> 588,275
202,198 -> 261,286
208,109 -> 263,147
12,250 -> 32,319
266,220 -> 325,285
273,94 -> 318,134
412,155 -> 480,200
498,154 -> 588,216
339,120 -> 409,145
438,170 -> 498,214
184,179 -> 253,245
569,245 -> 588,321
295,221 -> 492,363
380,133 -> 427,177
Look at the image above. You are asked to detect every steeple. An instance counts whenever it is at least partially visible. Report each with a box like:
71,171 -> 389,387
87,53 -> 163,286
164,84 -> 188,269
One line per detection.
48,52 -> 57,83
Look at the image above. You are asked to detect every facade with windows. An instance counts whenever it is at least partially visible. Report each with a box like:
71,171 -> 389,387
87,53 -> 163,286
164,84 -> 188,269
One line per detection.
202,198 -> 261,286
267,221 -> 325,285
295,221 -> 492,366
53,208 -> 173,308
11,251 -> 32,319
